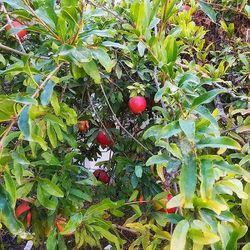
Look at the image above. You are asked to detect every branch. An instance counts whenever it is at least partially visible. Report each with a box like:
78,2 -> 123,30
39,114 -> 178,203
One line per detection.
100,83 -> 154,156
0,42 -> 49,59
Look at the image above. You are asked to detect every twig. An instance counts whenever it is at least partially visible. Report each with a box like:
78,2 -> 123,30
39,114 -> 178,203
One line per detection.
0,42 -> 49,59
100,83 -> 154,155
69,1 -> 85,44
87,0 -> 127,24
113,224 -> 138,234
1,4 -> 26,53
0,23 -> 8,32
87,91 -> 114,143
22,0 -> 63,42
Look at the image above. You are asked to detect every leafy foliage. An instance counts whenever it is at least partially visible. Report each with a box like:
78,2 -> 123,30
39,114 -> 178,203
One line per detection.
0,0 -> 249,249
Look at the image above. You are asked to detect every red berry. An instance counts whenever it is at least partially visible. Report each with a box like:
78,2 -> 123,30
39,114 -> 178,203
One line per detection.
128,96 -> 147,114
6,21 -> 27,40
96,130 -> 113,146
166,194 -> 177,214
182,5 -> 190,12
93,169 -> 110,184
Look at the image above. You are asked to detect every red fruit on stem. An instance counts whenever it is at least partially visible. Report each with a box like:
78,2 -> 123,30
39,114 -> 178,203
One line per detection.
93,169 -> 110,184
96,130 -> 113,146
166,194 -> 177,214
128,96 -> 147,114
6,21 -> 27,40
26,211 -> 32,227
182,5 -> 190,12
15,202 -> 30,218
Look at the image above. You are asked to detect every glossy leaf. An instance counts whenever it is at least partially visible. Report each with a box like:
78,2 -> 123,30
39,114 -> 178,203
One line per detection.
170,220 -> 189,250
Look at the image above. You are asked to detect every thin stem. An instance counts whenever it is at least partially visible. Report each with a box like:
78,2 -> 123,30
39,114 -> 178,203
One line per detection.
69,1 -> 85,45
100,83 -> 154,155
0,42 -> 49,59
1,4 -> 26,52
87,91 -> 114,143
22,0 -> 63,42
112,224 -> 137,234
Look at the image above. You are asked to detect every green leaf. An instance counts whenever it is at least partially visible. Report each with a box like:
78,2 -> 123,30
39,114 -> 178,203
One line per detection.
40,80 -> 55,106
146,154 -> 169,166
18,106 -> 31,140
197,136 -> 241,151
82,60 -> 101,84
46,228 -> 57,250
242,243 -> 250,250
16,182 -> 34,199
242,183 -> 250,223
198,1 -> 217,23
159,121 -> 182,139
13,95 -> 38,105
179,119 -> 195,140
0,185 -> 25,236
143,125 -> 163,139
102,41 -> 128,50
92,226 -> 121,250
165,35 -> 178,63
51,92 -> 60,115
37,184 -> 58,210
200,160 -> 214,200
92,48 -> 115,73
69,189 -> 92,202
42,152 -> 61,166
4,172 -> 16,208
47,121 -> 58,148
2,132 -> 21,147
63,214 -> 83,234
191,89 -> 225,110
179,154 -> 197,208
39,178 -> 64,198
170,220 -> 189,250
135,165 -> 143,178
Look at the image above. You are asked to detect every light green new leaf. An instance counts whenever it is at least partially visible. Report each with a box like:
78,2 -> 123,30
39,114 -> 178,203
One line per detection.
82,60 -> 101,84
4,172 -> 16,208
179,154 -> 197,208
16,182 -> 34,199
197,136 -> 241,151
39,178 -> 64,198
242,183 -> 250,224
92,48 -> 115,73
200,160 -> 214,200
170,220 -> 189,250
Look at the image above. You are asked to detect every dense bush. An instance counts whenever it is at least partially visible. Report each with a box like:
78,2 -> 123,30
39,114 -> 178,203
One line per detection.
0,0 -> 249,249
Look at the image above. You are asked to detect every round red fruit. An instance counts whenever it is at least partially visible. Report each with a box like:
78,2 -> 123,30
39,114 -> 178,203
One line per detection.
96,130 -> 113,146
6,21 -> 27,40
93,169 -> 110,184
166,194 -> 177,214
128,96 -> 147,114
